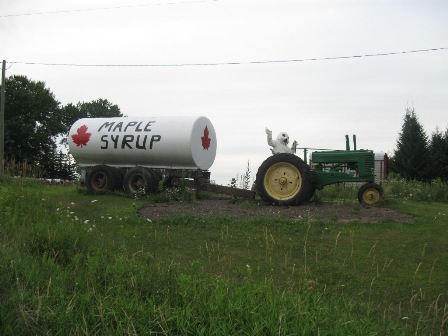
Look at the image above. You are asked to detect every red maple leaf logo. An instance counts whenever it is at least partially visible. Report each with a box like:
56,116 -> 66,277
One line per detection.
71,125 -> 92,147
201,126 -> 211,150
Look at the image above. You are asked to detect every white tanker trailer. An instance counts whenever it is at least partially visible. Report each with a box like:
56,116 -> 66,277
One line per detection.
69,116 -> 255,198
68,116 -> 226,194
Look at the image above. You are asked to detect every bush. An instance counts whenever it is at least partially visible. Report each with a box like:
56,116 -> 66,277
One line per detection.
383,173 -> 448,202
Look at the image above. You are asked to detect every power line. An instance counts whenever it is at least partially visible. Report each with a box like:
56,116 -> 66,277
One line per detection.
0,0 -> 218,18
8,47 -> 448,68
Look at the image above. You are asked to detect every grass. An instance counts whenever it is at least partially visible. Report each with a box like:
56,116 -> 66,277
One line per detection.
1,175 -> 447,335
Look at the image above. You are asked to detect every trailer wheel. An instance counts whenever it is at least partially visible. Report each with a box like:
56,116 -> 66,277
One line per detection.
86,165 -> 117,193
123,167 -> 159,194
255,153 -> 313,206
358,183 -> 383,206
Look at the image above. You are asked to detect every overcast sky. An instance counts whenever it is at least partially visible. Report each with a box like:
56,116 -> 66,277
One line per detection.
1,0 -> 447,184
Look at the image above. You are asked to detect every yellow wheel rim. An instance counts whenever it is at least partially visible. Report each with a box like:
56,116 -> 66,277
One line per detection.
263,162 -> 301,201
362,187 -> 381,205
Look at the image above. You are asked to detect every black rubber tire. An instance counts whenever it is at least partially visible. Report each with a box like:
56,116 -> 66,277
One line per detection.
85,165 -> 117,193
255,153 -> 313,206
123,167 -> 159,194
357,183 -> 384,206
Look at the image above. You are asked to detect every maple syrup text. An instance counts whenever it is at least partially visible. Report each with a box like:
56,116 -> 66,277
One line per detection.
98,120 -> 156,133
100,134 -> 161,150
97,120 -> 162,150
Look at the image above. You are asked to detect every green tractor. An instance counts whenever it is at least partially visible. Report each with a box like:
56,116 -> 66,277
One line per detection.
255,136 -> 384,206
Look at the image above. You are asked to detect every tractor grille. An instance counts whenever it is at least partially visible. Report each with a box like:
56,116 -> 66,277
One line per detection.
362,152 -> 374,176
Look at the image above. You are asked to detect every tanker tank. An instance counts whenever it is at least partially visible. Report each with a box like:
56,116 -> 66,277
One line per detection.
69,116 -> 217,170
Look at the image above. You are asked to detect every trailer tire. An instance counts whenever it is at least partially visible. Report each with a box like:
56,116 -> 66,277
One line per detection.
256,153 -> 313,206
86,165 -> 117,193
123,167 -> 159,194
358,183 -> 383,206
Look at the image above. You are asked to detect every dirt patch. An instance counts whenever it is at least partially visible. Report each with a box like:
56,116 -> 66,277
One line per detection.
138,199 -> 414,223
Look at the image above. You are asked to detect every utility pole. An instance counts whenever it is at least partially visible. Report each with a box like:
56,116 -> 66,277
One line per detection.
0,60 -> 5,175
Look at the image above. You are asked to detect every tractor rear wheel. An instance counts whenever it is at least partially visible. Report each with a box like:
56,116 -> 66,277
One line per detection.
358,183 -> 383,206
255,153 -> 313,206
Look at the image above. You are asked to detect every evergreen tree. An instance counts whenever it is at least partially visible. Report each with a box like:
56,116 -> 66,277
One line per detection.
393,107 -> 430,181
427,127 -> 448,181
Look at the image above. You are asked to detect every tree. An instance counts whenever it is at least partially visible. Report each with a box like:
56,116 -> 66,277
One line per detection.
427,127 -> 448,181
59,99 -> 123,153
4,75 -> 123,178
61,99 -> 123,132
4,75 -> 65,168
393,107 -> 430,181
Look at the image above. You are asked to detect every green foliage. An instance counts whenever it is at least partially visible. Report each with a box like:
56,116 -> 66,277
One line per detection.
312,183 -> 358,204
3,75 -> 122,179
1,179 -> 448,335
392,107 -> 448,182
314,175 -> 448,203
228,177 -> 237,188
427,127 -> 448,181
4,75 -> 63,167
60,98 -> 123,133
228,161 -> 252,193
4,158 -> 43,178
393,107 -> 430,181
152,181 -> 197,204
383,173 -> 448,202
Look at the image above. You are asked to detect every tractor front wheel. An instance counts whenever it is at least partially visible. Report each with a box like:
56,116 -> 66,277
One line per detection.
255,153 -> 313,206
358,183 -> 383,206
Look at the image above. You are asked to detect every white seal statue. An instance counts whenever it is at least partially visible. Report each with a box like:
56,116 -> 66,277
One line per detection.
265,128 -> 297,154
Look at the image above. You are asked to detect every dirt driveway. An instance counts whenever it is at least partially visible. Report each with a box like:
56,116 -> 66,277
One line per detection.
138,199 -> 414,223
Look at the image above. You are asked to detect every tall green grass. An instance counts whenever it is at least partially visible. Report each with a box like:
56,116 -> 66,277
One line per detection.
384,173 -> 448,202
1,175 -> 447,335
313,173 -> 448,204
